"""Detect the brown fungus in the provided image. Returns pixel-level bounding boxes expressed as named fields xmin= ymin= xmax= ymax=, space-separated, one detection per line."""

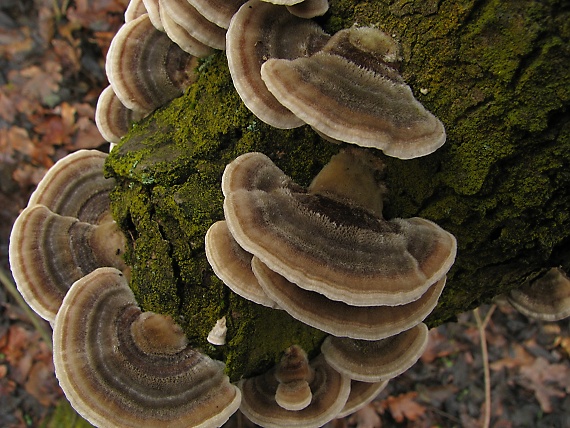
xmin=260 ymin=27 xmax=446 ymax=159
xmin=508 ymin=267 xmax=570 ymax=321
xmin=53 ymin=267 xmax=241 ymax=428
xmin=125 ymin=0 xmax=147 ymax=22
xmin=106 ymin=13 xmax=199 ymax=114
xmin=238 ymin=352 xmax=350 ymax=428
xmin=252 ymin=257 xmax=446 ymax=340
xmin=95 ymin=85 xmax=144 ymax=145
xmin=337 ymin=380 xmax=389 ymax=419
xmin=286 ymin=0 xmax=329 ymax=19
xmin=205 ymin=220 xmax=278 ymax=308
xmin=9 ymin=150 xmax=127 ymax=322
xmin=226 ymin=0 xmax=329 ymax=128
xmin=187 ymin=0 xmax=248 ymax=29
xmin=142 ymin=0 xmax=164 ymax=31
xmin=320 ymin=323 xmax=429 ymax=381
xmin=160 ymin=4 xmax=216 ymax=56
xmin=222 ymin=150 xmax=456 ymax=307
xmin=159 ymin=0 xmax=226 ymax=50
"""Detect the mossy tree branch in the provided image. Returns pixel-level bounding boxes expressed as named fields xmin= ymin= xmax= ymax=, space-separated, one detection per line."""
xmin=105 ymin=0 xmax=570 ymax=380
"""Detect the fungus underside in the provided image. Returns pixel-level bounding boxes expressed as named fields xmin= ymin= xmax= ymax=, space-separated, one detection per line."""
xmin=105 ymin=0 xmax=570 ymax=381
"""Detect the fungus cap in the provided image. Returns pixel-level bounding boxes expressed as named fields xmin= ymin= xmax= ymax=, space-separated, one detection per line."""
xmin=9 ymin=205 xmax=127 ymax=322
xmin=321 ymin=323 xmax=429 ymax=381
xmin=238 ymin=353 xmax=350 ymax=428
xmin=226 ymin=0 xmax=329 ymax=128
xmin=286 ymin=0 xmax=329 ymax=18
xmin=141 ymin=0 xmax=164 ymax=30
xmin=106 ymin=14 xmax=199 ymax=114
xmin=222 ymin=152 xmax=456 ymax=307
xmin=207 ymin=316 xmax=228 ymax=345
xmin=160 ymin=0 xmax=226 ymax=50
xmin=160 ymin=5 xmax=216 ymax=56
xmin=187 ymin=0 xmax=247 ymax=29
xmin=274 ymin=345 xmax=314 ymax=411
xmin=337 ymin=380 xmax=388 ymax=419
xmin=125 ymin=0 xmax=147 ymax=22
xmin=252 ymin=257 xmax=446 ymax=340
xmin=205 ymin=220 xmax=278 ymax=308
xmin=27 ymin=149 xmax=114 ymax=224
xmin=508 ymin=268 xmax=570 ymax=321
xmin=260 ymin=27 xmax=446 ymax=159
xmin=95 ymin=85 xmax=144 ymax=144
xmin=53 ymin=267 xmax=241 ymax=428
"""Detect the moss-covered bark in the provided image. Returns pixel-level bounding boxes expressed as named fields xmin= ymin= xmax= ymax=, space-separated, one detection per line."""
xmin=105 ymin=0 xmax=570 ymax=380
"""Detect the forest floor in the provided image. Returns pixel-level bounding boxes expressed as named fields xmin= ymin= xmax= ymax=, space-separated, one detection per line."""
xmin=1 ymin=1 xmax=569 ymax=427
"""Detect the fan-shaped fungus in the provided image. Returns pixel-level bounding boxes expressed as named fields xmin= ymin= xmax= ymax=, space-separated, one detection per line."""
xmin=53 ymin=267 xmax=241 ymax=427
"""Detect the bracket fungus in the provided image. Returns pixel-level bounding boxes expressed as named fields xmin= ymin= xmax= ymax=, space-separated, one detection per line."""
xmin=53 ymin=267 xmax=241 ymax=427
xmin=187 ymin=0 xmax=248 ymax=29
xmin=9 ymin=150 xmax=128 ymax=322
xmin=286 ymin=0 xmax=329 ymax=19
xmin=226 ymin=0 xmax=330 ymax=128
xmin=222 ymin=149 xmax=456 ymax=308
xmin=205 ymin=220 xmax=278 ymax=308
xmin=95 ymin=85 xmax=144 ymax=145
xmin=320 ymin=323 xmax=429 ymax=381
xmin=507 ymin=267 xmax=570 ymax=321
xmin=260 ymin=26 xmax=446 ymax=159
xmin=106 ymin=13 xmax=199 ymax=115
xmin=337 ymin=380 xmax=389 ymax=419
xmin=238 ymin=351 xmax=351 ymax=427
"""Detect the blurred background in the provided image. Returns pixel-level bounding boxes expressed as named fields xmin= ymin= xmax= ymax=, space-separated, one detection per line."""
xmin=1 ymin=1 xmax=569 ymax=427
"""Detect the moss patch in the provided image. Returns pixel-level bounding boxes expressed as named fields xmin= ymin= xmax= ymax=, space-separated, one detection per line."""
xmin=106 ymin=0 xmax=570 ymax=379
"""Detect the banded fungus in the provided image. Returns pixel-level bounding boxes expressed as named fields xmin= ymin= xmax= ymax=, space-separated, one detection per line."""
xmin=53 ymin=267 xmax=241 ymax=427
xmin=320 ymin=323 xmax=429 ymax=381
xmin=337 ymin=380 xmax=389 ymax=419
xmin=286 ymin=0 xmax=329 ymax=19
xmin=508 ymin=267 xmax=570 ymax=321
xmin=9 ymin=150 xmax=128 ymax=323
xmin=95 ymin=85 xmax=144 ymax=145
xmin=226 ymin=0 xmax=330 ymax=128
xmin=106 ymin=13 xmax=199 ymax=115
xmin=260 ymin=26 xmax=446 ymax=159
xmin=238 ymin=350 xmax=351 ymax=427
xmin=205 ymin=220 xmax=278 ymax=308
xmin=222 ymin=149 xmax=456 ymax=308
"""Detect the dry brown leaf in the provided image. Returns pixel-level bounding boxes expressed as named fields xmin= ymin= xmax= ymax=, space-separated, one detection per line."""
xmin=421 ymin=327 xmax=467 ymax=364
xmin=490 ymin=342 xmax=534 ymax=371
xmin=52 ymin=39 xmax=82 ymax=76
xmin=382 ymin=392 xmax=426 ymax=423
xmin=348 ymin=404 xmax=382 ymax=428
xmin=24 ymin=359 xmax=62 ymax=407
xmin=18 ymin=62 xmax=62 ymax=106
xmin=0 ymin=88 xmax=18 ymax=122
xmin=72 ymin=116 xmax=104 ymax=149
xmin=518 ymin=356 xmax=570 ymax=413
xmin=12 ymin=163 xmax=49 ymax=188
xmin=0 ymin=126 xmax=35 ymax=157
xmin=0 ymin=26 xmax=34 ymax=60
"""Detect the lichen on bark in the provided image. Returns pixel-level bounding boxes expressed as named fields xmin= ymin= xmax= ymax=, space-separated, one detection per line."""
xmin=104 ymin=0 xmax=570 ymax=380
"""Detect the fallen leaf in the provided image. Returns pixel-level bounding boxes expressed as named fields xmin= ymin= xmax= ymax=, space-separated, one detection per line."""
xmin=381 ymin=392 xmax=426 ymax=423
xmin=348 ymin=404 xmax=382 ymax=428
xmin=518 ymin=356 xmax=570 ymax=413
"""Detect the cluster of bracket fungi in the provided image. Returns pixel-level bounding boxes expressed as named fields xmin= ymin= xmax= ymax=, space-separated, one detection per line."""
xmin=9 ymin=0 xmax=570 ymax=427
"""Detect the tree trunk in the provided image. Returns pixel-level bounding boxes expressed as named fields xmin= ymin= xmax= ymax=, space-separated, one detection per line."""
xmin=105 ymin=0 xmax=570 ymax=380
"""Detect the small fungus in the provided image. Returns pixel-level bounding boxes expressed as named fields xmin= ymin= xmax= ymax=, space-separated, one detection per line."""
xmin=238 ymin=353 xmax=350 ymax=428
xmin=106 ymin=13 xmax=199 ymax=114
xmin=320 ymin=323 xmax=429 ymax=381
xmin=222 ymin=150 xmax=456 ymax=307
xmin=53 ymin=267 xmax=241 ymax=427
xmin=261 ymin=26 xmax=446 ymax=159
xmin=227 ymin=0 xmax=329 ymax=128
xmin=207 ymin=316 xmax=228 ymax=345
xmin=274 ymin=345 xmax=314 ymax=411
xmin=508 ymin=267 xmax=570 ymax=321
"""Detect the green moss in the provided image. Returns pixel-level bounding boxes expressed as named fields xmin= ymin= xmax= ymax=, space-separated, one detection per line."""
xmin=106 ymin=0 xmax=570 ymax=379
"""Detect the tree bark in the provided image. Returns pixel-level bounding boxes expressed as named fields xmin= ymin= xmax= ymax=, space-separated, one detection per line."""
xmin=105 ymin=0 xmax=570 ymax=379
